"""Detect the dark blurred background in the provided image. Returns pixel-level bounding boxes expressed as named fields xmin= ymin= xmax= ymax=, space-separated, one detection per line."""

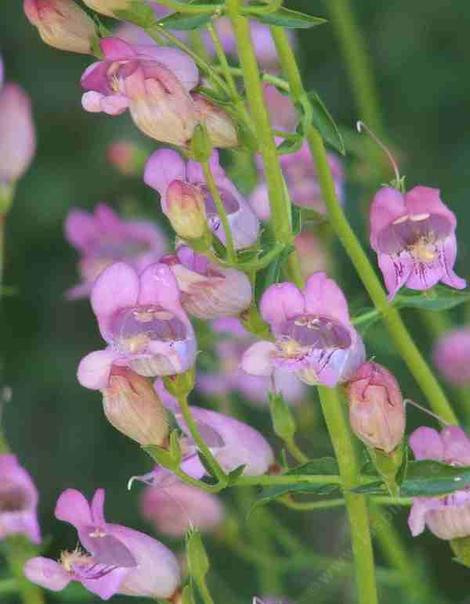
xmin=0 ymin=0 xmax=469 ymax=602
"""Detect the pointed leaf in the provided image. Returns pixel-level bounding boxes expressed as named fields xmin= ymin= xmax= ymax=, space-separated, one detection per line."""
xmin=400 ymin=460 xmax=470 ymax=497
xmin=159 ymin=12 xmax=212 ymax=30
xmin=307 ymin=91 xmax=345 ymax=155
xmin=251 ymin=7 xmax=327 ymax=29
xmin=395 ymin=286 xmax=470 ymax=312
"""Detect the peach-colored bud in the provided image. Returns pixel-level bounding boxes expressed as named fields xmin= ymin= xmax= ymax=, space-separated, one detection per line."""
xmin=82 ymin=0 xmax=131 ymax=17
xmin=102 ymin=366 xmax=168 ymax=446
xmin=192 ymin=94 xmax=238 ymax=149
xmin=347 ymin=362 xmax=405 ymax=453
xmin=23 ymin=0 xmax=96 ymax=54
xmin=107 ymin=140 xmax=145 ymax=176
xmin=166 ymin=180 xmax=207 ymax=240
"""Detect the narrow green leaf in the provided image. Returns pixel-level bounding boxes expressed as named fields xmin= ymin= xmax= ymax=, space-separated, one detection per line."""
xmin=158 ymin=11 xmax=212 ymax=30
xmin=276 ymin=135 xmax=304 ymax=155
xmin=400 ymin=460 xmax=470 ymax=497
xmin=287 ymin=457 xmax=339 ymax=476
xmin=395 ymin=286 xmax=470 ymax=312
xmin=307 ymin=91 xmax=346 ymax=155
xmin=351 ymin=481 xmax=388 ymax=495
xmin=251 ymin=7 xmax=327 ymax=29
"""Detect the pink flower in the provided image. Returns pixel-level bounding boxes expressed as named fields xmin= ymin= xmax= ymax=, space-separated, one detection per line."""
xmin=347 ymin=362 xmax=405 ymax=453
xmin=433 ymin=327 xmax=470 ymax=387
xmin=140 ymin=480 xmax=224 ymax=538
xmin=263 ymin=83 xmax=298 ymax=132
xmin=250 ymin=143 xmax=344 ymax=220
xmin=0 ymin=82 xmax=35 ymax=185
xmin=241 ymin=272 xmax=366 ymax=387
xmin=0 ymin=455 xmax=41 ymax=544
xmin=23 ymin=0 xmax=96 ymax=54
xmin=81 ymin=37 xmax=199 ymax=146
xmin=139 ymin=385 xmax=275 ymax=482
xmin=77 ymin=262 xmax=197 ymax=390
xmin=369 ymin=186 xmax=466 ymax=299
xmin=294 ymin=231 xmax=331 ymax=278
xmin=24 ymin=489 xmax=180 ymax=600
xmin=162 ymin=246 xmax=252 ymax=319
xmin=144 ymin=149 xmax=260 ymax=249
xmin=191 ymin=94 xmax=238 ymax=148
xmin=198 ymin=318 xmax=306 ymax=406
xmin=408 ymin=426 xmax=470 ymax=540
xmin=65 ymin=203 xmax=167 ymax=299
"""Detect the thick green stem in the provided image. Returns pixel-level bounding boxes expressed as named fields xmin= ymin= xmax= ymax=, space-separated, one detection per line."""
xmin=271 ymin=27 xmax=458 ymax=424
xmin=318 ymin=386 xmax=378 ymax=604
xmin=201 ymin=160 xmax=236 ymax=263
xmin=176 ymin=394 xmax=227 ymax=483
xmin=225 ymin=0 xmax=292 ymax=246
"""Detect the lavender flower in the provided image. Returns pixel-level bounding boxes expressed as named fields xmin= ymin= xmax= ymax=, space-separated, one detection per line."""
xmin=433 ymin=327 xmax=470 ymax=387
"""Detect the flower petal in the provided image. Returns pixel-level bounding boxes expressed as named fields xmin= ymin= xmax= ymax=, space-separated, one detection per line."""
xmin=144 ymin=149 xmax=187 ymax=200
xmin=137 ymin=263 xmax=181 ymax=308
xmin=64 ymin=208 xmax=96 ymax=251
xmin=24 ymin=558 xmax=71 ymax=592
xmin=409 ymin=427 xmax=444 ymax=461
xmin=241 ymin=341 xmax=276 ymax=377
xmin=369 ymin=187 xmax=407 ymax=251
xmin=55 ymin=488 xmax=92 ymax=528
xmin=405 ymin=186 xmax=457 ymax=227
xmin=77 ymin=349 xmax=120 ymax=390
xmin=303 ymin=272 xmax=350 ymax=323
xmin=260 ymin=283 xmax=304 ymax=331
xmin=441 ymin=426 xmax=470 ymax=465
xmin=377 ymin=252 xmax=413 ymax=300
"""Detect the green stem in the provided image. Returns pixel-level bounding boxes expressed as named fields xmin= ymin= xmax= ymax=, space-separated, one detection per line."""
xmin=326 ymin=0 xmax=382 ymax=132
xmin=201 ymin=160 xmax=236 ymax=263
xmin=0 ymin=578 xmax=17 ymax=595
xmin=235 ymin=473 xmax=341 ymax=487
xmin=176 ymin=394 xmax=227 ymax=483
xmin=6 ymin=537 xmax=45 ymax=604
xmin=153 ymin=0 xmax=220 ymax=14
xmin=318 ymin=386 xmax=378 ymax=604
xmin=271 ymin=26 xmax=458 ymax=424
xmin=225 ymin=0 xmax=292 ymax=246
xmin=195 ymin=578 xmax=215 ymax=604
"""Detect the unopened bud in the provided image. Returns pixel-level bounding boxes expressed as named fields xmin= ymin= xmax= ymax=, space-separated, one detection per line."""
xmin=102 ymin=366 xmax=168 ymax=446
xmin=82 ymin=0 xmax=131 ymax=17
xmin=347 ymin=362 xmax=405 ymax=454
xmin=23 ymin=0 xmax=96 ymax=55
xmin=192 ymin=94 xmax=238 ymax=149
xmin=107 ymin=140 xmax=146 ymax=176
xmin=166 ymin=180 xmax=208 ymax=240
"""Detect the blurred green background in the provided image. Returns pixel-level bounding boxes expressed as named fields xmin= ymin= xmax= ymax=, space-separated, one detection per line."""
xmin=0 ymin=0 xmax=469 ymax=602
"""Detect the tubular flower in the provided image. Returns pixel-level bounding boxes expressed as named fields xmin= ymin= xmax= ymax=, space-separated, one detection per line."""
xmin=369 ymin=186 xmax=466 ymax=299
xmin=24 ymin=489 xmax=180 ymax=600
xmin=0 ymin=455 xmax=41 ymax=544
xmin=191 ymin=94 xmax=238 ymax=149
xmin=250 ymin=143 xmax=344 ymax=220
xmin=144 ymin=149 xmax=260 ymax=249
xmin=347 ymin=362 xmax=405 ymax=453
xmin=433 ymin=327 xmax=470 ymax=387
xmin=64 ymin=203 xmax=167 ymax=300
xmin=138 ymin=384 xmax=275 ymax=483
xmin=77 ymin=262 xmax=197 ymax=390
xmin=23 ymin=0 xmax=96 ymax=54
xmin=408 ymin=426 xmax=470 ymax=541
xmin=101 ymin=366 xmax=168 ymax=446
xmin=0 ymin=82 xmax=35 ymax=186
xmin=162 ymin=247 xmax=252 ymax=320
xmin=198 ymin=318 xmax=306 ymax=406
xmin=241 ymin=272 xmax=366 ymax=387
xmin=80 ymin=37 xmax=199 ymax=146
xmin=140 ymin=480 xmax=224 ymax=538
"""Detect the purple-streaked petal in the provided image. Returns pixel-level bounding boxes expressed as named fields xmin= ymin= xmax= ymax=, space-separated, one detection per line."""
xmin=439 ymin=237 xmax=467 ymax=290
xmin=260 ymin=282 xmax=304 ymax=331
xmin=303 ymin=272 xmax=350 ymax=324
xmin=369 ymin=187 xmax=407 ymax=251
xmin=90 ymin=488 xmax=106 ymax=526
xmin=24 ymin=557 xmax=71 ymax=592
xmin=144 ymin=149 xmax=187 ymax=199
xmin=409 ymin=427 xmax=444 ymax=461
xmin=91 ymin=262 xmax=140 ymax=339
xmin=241 ymin=341 xmax=276 ymax=377
xmin=55 ymin=488 xmax=92 ymax=529
xmin=81 ymin=568 xmax=128 ymax=601
xmin=77 ymin=348 xmax=121 ymax=390
xmin=377 ymin=252 xmax=413 ymax=300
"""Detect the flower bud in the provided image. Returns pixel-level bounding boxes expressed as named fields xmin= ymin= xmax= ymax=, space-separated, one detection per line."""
xmin=23 ymin=0 xmax=96 ymax=55
xmin=166 ymin=180 xmax=208 ymax=240
xmin=347 ymin=362 xmax=405 ymax=453
xmin=0 ymin=84 xmax=35 ymax=188
xmin=82 ymin=0 xmax=131 ymax=17
xmin=192 ymin=94 xmax=238 ymax=149
xmin=107 ymin=140 xmax=146 ymax=176
xmin=102 ymin=366 xmax=169 ymax=446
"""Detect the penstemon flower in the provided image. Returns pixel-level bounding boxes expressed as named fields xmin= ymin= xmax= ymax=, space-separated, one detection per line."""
xmin=241 ymin=272 xmax=365 ymax=387
xmin=81 ymin=37 xmax=199 ymax=146
xmin=369 ymin=186 xmax=466 ymax=298
xmin=433 ymin=327 xmax=470 ymax=387
xmin=0 ymin=79 xmax=35 ymax=187
xmin=23 ymin=0 xmax=96 ymax=54
xmin=162 ymin=246 xmax=252 ymax=320
xmin=77 ymin=262 xmax=197 ymax=389
xmin=347 ymin=362 xmax=405 ymax=453
xmin=140 ymin=480 xmax=224 ymax=538
xmin=64 ymin=203 xmax=167 ymax=299
xmin=144 ymin=149 xmax=260 ymax=249
xmin=24 ymin=488 xmax=180 ymax=600
xmin=0 ymin=455 xmax=41 ymax=544
xmin=250 ymin=143 xmax=344 ymax=220
xmin=408 ymin=426 xmax=470 ymax=540
xmin=198 ymin=318 xmax=306 ymax=406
